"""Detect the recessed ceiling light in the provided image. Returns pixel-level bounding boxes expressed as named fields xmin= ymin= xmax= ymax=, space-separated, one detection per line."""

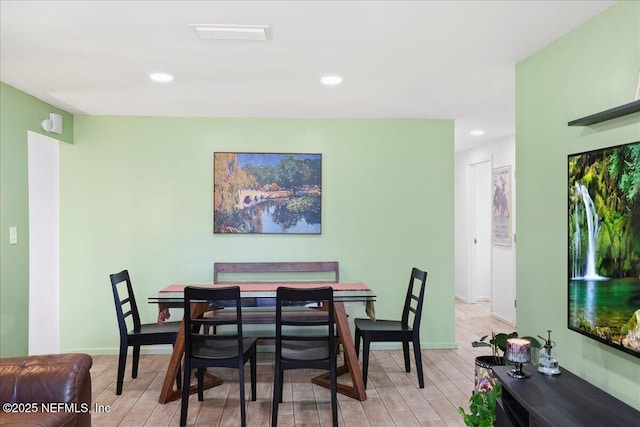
xmin=150 ymin=73 xmax=174 ymax=83
xmin=321 ymin=75 xmax=343 ymax=86
xmin=470 ymin=129 xmax=485 ymax=136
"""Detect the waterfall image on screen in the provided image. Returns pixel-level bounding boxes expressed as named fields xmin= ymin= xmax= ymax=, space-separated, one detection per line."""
xmin=568 ymin=141 xmax=640 ymax=358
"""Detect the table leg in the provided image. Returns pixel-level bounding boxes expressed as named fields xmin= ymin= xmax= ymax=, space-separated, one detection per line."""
xmin=311 ymin=301 xmax=367 ymax=401
xmin=158 ymin=302 xmax=223 ymax=404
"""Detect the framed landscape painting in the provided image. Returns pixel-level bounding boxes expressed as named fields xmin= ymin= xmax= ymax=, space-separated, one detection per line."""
xmin=214 ymin=152 xmax=322 ymax=234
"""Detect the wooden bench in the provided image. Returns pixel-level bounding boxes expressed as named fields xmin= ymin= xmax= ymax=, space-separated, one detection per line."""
xmin=213 ymin=261 xmax=339 ymax=284
xmin=210 ymin=261 xmax=340 ymax=338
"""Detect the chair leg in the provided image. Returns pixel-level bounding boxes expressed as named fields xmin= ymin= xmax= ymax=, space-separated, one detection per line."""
xmin=197 ymin=368 xmax=204 ymax=401
xmin=413 ymin=337 xmax=425 ymax=388
xmin=330 ymin=355 xmax=338 ymax=427
xmin=250 ymin=354 xmax=257 ymax=401
xmin=180 ymin=360 xmax=191 ymax=427
xmin=116 ymin=342 xmax=128 ymax=395
xmin=271 ymin=360 xmax=281 ymax=427
xmin=402 ymin=341 xmax=411 ymax=373
xmin=362 ymin=334 xmax=371 ymax=389
xmin=354 ymin=328 xmax=361 ymax=358
xmin=132 ymin=345 xmax=141 ymax=378
xmin=276 ymin=361 xmax=285 ymax=404
xmin=278 ymin=368 xmax=284 ymax=403
xmin=238 ymin=363 xmax=247 ymax=427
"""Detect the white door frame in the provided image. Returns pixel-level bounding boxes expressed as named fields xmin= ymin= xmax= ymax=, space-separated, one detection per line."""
xmin=27 ymin=131 xmax=60 ymax=355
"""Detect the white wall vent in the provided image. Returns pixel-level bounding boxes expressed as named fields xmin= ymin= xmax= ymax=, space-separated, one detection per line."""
xmin=191 ymin=24 xmax=271 ymax=41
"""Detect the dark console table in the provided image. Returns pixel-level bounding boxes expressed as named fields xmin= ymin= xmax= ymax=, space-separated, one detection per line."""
xmin=493 ymin=365 xmax=639 ymax=427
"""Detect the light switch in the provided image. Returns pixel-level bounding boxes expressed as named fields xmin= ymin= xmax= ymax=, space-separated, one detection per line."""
xmin=9 ymin=227 xmax=17 ymax=245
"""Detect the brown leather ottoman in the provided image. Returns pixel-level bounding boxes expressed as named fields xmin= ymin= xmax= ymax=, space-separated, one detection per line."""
xmin=0 ymin=353 xmax=92 ymax=427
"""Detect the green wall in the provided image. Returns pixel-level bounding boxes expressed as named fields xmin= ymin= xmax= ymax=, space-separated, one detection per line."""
xmin=59 ymin=116 xmax=456 ymax=354
xmin=516 ymin=1 xmax=640 ymax=409
xmin=0 ymin=83 xmax=73 ymax=357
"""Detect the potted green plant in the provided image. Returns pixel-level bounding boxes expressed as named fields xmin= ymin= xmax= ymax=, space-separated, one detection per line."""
xmin=472 ymin=332 xmax=539 ymax=392
xmin=458 ymin=381 xmax=502 ymax=427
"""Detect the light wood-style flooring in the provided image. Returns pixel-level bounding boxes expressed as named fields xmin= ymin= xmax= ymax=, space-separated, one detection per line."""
xmin=90 ymin=301 xmax=509 ymax=426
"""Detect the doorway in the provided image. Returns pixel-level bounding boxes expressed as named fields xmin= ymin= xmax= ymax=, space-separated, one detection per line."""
xmin=27 ymin=131 xmax=60 ymax=355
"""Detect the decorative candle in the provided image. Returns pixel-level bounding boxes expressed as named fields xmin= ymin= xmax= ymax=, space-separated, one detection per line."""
xmin=506 ymin=338 xmax=531 ymax=363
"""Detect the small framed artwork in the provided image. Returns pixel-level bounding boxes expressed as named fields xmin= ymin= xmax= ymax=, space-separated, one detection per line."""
xmin=491 ymin=165 xmax=512 ymax=246
xmin=213 ymin=152 xmax=322 ymax=234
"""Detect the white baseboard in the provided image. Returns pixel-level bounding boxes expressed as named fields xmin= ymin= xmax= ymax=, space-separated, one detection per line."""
xmin=490 ymin=312 xmax=515 ymax=327
xmin=64 ymin=341 xmax=459 ymax=355
xmin=367 ymin=341 xmax=458 ymax=351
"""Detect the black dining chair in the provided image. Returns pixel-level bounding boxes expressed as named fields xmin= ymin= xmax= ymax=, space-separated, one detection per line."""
xmin=109 ymin=269 xmax=182 ymax=395
xmin=272 ymin=286 xmax=338 ymax=427
xmin=180 ymin=286 xmax=257 ymax=427
xmin=354 ymin=267 xmax=428 ymax=389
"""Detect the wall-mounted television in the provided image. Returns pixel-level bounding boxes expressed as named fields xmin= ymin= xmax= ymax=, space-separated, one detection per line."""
xmin=568 ymin=141 xmax=640 ymax=359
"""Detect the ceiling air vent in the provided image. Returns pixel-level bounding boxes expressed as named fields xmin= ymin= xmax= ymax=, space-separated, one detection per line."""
xmin=191 ymin=24 xmax=271 ymax=41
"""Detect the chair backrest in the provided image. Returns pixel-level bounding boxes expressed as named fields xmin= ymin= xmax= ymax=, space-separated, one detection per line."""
xmin=183 ymin=286 xmax=244 ymax=360
xmin=275 ymin=286 xmax=335 ymax=361
xmin=401 ymin=268 xmax=428 ymax=333
xmin=110 ymin=269 xmax=142 ymax=336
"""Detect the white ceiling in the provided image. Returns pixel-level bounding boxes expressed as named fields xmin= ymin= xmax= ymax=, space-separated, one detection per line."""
xmin=0 ymin=1 xmax=615 ymax=151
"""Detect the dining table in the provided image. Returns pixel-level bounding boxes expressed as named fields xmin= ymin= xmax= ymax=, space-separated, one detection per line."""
xmin=148 ymin=282 xmax=376 ymax=404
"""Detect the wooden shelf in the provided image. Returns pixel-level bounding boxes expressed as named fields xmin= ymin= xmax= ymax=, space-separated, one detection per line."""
xmin=568 ymin=100 xmax=640 ymax=126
